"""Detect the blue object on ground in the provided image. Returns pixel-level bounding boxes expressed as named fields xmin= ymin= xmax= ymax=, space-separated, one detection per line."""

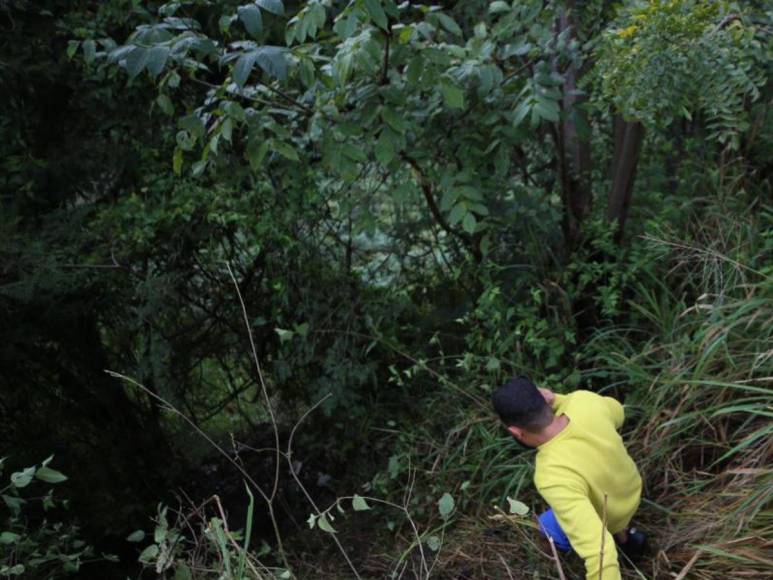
xmin=538 ymin=509 xmax=572 ymax=552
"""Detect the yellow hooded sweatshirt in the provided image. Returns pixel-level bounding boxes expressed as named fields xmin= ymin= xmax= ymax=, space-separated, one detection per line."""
xmin=534 ymin=390 xmax=642 ymax=580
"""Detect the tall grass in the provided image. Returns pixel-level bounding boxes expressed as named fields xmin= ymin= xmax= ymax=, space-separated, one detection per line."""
xmin=385 ymin=207 xmax=772 ymax=578
xmin=578 ymin=223 xmax=772 ymax=578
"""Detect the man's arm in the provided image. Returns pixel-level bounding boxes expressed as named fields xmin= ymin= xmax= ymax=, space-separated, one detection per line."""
xmin=538 ymin=479 xmax=621 ymax=580
xmin=602 ymin=395 xmax=624 ymax=430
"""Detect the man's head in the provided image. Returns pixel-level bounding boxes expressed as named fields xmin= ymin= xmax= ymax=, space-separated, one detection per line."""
xmin=491 ymin=376 xmax=554 ymax=446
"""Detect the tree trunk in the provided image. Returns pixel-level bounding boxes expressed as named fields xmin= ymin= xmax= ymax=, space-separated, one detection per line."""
xmin=607 ymin=118 xmax=645 ymax=241
xmin=557 ymin=2 xmax=593 ymax=253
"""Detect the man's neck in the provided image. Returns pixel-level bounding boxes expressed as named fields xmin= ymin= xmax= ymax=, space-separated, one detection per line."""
xmin=538 ymin=414 xmax=570 ymax=446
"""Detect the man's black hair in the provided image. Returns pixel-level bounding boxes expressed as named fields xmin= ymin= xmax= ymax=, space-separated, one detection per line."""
xmin=491 ymin=376 xmax=553 ymax=431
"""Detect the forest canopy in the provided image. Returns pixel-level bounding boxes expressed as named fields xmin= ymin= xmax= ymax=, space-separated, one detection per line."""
xmin=1 ymin=0 xmax=771 ymax=578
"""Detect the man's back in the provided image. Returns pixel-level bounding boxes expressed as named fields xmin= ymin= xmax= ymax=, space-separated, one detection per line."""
xmin=534 ymin=390 xmax=642 ymax=580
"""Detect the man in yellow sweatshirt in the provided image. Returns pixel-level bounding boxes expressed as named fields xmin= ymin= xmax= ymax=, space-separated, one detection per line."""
xmin=491 ymin=376 xmax=646 ymax=580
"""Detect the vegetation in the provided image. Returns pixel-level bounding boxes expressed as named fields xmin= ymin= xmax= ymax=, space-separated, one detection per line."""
xmin=1 ymin=0 xmax=770 ymax=578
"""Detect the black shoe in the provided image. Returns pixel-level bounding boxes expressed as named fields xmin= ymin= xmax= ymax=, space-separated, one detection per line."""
xmin=618 ymin=527 xmax=648 ymax=561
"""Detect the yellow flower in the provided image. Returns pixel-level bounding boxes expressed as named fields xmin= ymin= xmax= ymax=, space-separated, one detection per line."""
xmin=618 ymin=25 xmax=638 ymax=39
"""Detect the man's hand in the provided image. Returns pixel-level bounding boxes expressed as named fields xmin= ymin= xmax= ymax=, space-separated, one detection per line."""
xmin=538 ymin=387 xmax=555 ymax=406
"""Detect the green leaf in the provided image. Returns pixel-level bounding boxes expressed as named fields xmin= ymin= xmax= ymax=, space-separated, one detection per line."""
xmin=2 ymin=494 xmax=24 ymax=514
xmin=470 ymin=202 xmax=489 ymax=216
xmin=364 ymin=0 xmax=388 ymax=30
xmin=256 ymin=0 xmax=284 ymax=15
xmin=317 ymin=513 xmax=336 ymax=533
xmin=233 ymin=51 xmax=257 ymax=87
xmin=0 ymin=532 xmax=20 ymax=545
xmin=381 ymin=107 xmax=407 ymax=134
xmin=10 ymin=467 xmax=34 ymax=488
xmin=35 ymin=466 xmax=67 ymax=484
xmin=146 ymin=46 xmax=170 ymax=77
xmin=513 ymin=101 xmax=531 ymax=126
xmin=441 ymin=80 xmax=465 ymax=109
xmin=179 ymin=115 xmax=205 ymax=138
xmin=489 ymin=1 xmax=511 ymax=14
xmin=238 ymin=4 xmax=262 ymax=38
xmin=174 ymin=563 xmax=193 ymax=580
xmin=156 ymin=94 xmax=174 ymax=115
xmin=275 ymin=328 xmax=295 ymax=342
xmin=375 ymin=132 xmax=395 ymax=165
xmin=341 ymin=143 xmax=367 ymax=163
xmin=125 ymin=46 xmax=150 ymax=79
xmin=506 ymin=497 xmax=529 ymax=516
xmin=126 ymin=530 xmax=145 ymax=543
xmin=462 ymin=212 xmax=477 ymax=234
xmin=448 ymin=203 xmax=466 ymax=226
xmin=82 ymin=40 xmax=96 ymax=63
xmin=486 ymin=356 xmax=500 ymax=371
xmin=138 ymin=544 xmax=159 ymax=564
xmin=273 ymin=140 xmax=299 ymax=161
xmin=67 ymin=40 xmax=80 ymax=59
xmin=440 ymin=188 xmax=462 ymax=211
xmin=352 ymin=495 xmax=371 ymax=511
xmin=438 ymin=492 xmax=455 ymax=520
xmin=435 ymin=13 xmax=462 ymax=37
xmin=219 ymin=14 xmax=235 ymax=33
xmin=4 ymin=564 xmax=25 ymax=576
xmin=172 ymin=148 xmax=183 ymax=175
xmin=154 ymin=524 xmax=167 ymax=543
xmin=246 ymin=139 xmax=269 ymax=170
xmin=534 ymin=100 xmax=560 ymax=123
xmin=299 ymin=57 xmax=315 ymax=87
xmin=191 ymin=160 xmax=207 ymax=177
xmin=426 ymin=535 xmax=441 ymax=552
xmin=406 ymin=56 xmax=422 ymax=84
xmin=306 ymin=513 xmax=317 ymax=529
xmin=254 ymin=46 xmax=287 ymax=80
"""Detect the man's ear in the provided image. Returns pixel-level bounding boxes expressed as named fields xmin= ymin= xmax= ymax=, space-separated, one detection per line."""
xmin=507 ymin=425 xmax=523 ymax=439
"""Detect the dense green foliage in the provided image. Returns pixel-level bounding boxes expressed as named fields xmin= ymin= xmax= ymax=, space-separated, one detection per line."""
xmin=1 ymin=0 xmax=771 ymax=578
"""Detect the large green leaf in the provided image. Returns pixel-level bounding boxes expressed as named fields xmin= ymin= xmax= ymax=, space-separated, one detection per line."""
xmin=0 ymin=532 xmax=20 ymax=545
xmin=256 ymin=0 xmax=284 ymax=15
xmin=462 ymin=212 xmax=477 ymax=234
xmin=138 ymin=544 xmax=159 ymax=564
xmin=352 ymin=495 xmax=371 ymax=511
xmin=146 ymin=46 xmax=170 ymax=77
xmin=317 ymin=513 xmax=336 ymax=533
xmin=364 ymin=0 xmax=388 ymax=30
xmin=438 ymin=492 xmax=455 ymax=520
xmin=82 ymin=39 xmax=96 ymax=63
xmin=507 ymin=497 xmax=530 ymax=516
xmin=435 ymin=13 xmax=462 ymax=37
xmin=126 ymin=530 xmax=146 ymax=543
xmin=238 ymin=4 xmax=263 ymax=38
xmin=10 ymin=467 xmax=34 ymax=489
xmin=254 ymin=46 xmax=287 ymax=80
xmin=441 ymin=80 xmax=465 ymax=109
xmin=234 ymin=46 xmax=288 ymax=85
xmin=125 ymin=46 xmax=150 ymax=79
xmin=375 ymin=131 xmax=395 ymax=165
xmin=233 ymin=51 xmax=258 ymax=86
xmin=381 ymin=107 xmax=407 ymax=134
xmin=34 ymin=466 xmax=68 ymax=484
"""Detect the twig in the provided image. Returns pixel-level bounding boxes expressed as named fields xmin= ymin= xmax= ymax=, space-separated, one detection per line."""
xmin=547 ymin=537 xmax=567 ymax=580
xmin=498 ymin=553 xmax=515 ymax=580
xmin=286 ymin=395 xmax=363 ymax=580
xmin=599 ymin=492 xmax=608 ymax=580
xmin=225 ymin=263 xmax=291 ymax=570
xmin=674 ymin=550 xmax=702 ymax=580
